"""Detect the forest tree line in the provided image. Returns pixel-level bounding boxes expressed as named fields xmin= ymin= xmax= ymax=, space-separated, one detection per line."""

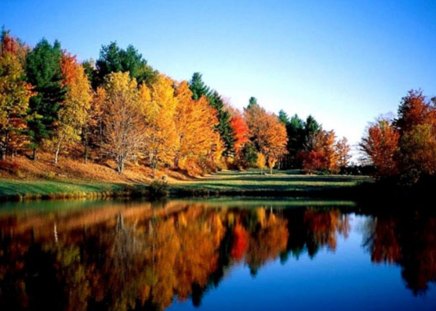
xmin=0 ymin=30 xmax=353 ymax=175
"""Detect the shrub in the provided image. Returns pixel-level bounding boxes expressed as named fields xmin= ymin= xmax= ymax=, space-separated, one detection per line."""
xmin=149 ymin=177 xmax=169 ymax=199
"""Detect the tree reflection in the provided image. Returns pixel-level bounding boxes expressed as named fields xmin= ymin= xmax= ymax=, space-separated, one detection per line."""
xmin=0 ymin=201 xmax=434 ymax=310
xmin=246 ymin=210 xmax=288 ymax=276
xmin=363 ymin=213 xmax=436 ymax=295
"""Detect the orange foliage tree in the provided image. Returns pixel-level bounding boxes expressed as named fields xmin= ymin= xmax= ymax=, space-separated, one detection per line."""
xmin=396 ymin=90 xmax=436 ymax=179
xmin=229 ymin=109 xmax=249 ymax=164
xmin=302 ymin=130 xmax=339 ymax=173
xmin=173 ymin=81 xmax=220 ymax=175
xmin=362 ymin=90 xmax=436 ymax=182
xmin=0 ymin=32 xmax=32 ymax=159
xmin=51 ymin=53 xmax=92 ymax=163
xmin=360 ymin=119 xmax=400 ymax=177
xmin=244 ymin=102 xmax=287 ymax=173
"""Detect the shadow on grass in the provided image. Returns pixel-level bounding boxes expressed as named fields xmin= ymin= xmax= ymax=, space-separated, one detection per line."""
xmin=208 ymin=174 xmax=367 ymax=183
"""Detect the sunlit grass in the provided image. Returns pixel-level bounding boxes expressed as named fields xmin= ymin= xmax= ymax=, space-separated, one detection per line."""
xmin=0 ymin=179 xmax=125 ymax=200
xmin=172 ymin=169 xmax=371 ymax=193
xmin=0 ymin=169 xmax=372 ymax=201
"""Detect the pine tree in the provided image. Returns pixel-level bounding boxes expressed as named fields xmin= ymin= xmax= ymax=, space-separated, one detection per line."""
xmin=26 ymin=39 xmax=66 ymax=159
xmin=189 ymin=73 xmax=234 ymax=156
xmin=95 ymin=42 xmax=157 ymax=88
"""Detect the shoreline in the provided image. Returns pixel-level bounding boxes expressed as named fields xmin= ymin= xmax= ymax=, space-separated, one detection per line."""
xmin=1 ymin=175 xmax=371 ymax=202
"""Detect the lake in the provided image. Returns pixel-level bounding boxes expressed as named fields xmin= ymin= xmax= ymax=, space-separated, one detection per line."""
xmin=0 ymin=198 xmax=435 ymax=310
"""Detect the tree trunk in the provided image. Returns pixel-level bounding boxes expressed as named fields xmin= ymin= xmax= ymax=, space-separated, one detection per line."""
xmin=54 ymin=139 xmax=62 ymax=164
xmin=32 ymin=148 xmax=37 ymax=161
xmin=117 ymin=156 xmax=124 ymax=173
xmin=0 ymin=142 xmax=5 ymax=160
xmin=174 ymin=156 xmax=179 ymax=170
xmin=84 ymin=143 xmax=88 ymax=163
xmin=270 ymin=166 xmax=273 ymax=174
xmin=54 ymin=146 xmax=60 ymax=164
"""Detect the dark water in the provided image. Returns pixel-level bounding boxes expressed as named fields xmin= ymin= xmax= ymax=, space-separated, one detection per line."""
xmin=0 ymin=198 xmax=435 ymax=311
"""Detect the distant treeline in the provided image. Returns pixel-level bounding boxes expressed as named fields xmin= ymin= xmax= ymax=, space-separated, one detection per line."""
xmin=6 ymin=29 xmax=435 ymax=182
xmin=0 ymin=30 xmax=355 ymax=175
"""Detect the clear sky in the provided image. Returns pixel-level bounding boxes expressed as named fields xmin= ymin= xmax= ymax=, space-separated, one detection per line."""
xmin=2 ymin=0 xmax=435 ymax=158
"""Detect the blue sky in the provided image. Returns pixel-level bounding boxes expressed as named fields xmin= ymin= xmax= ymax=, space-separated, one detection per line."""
xmin=2 ymin=0 xmax=435 ymax=158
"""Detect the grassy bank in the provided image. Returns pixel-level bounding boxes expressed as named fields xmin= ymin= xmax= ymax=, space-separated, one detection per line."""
xmin=0 ymin=179 xmax=149 ymax=201
xmin=0 ymin=169 xmax=373 ymax=202
xmin=171 ymin=170 xmax=372 ymax=198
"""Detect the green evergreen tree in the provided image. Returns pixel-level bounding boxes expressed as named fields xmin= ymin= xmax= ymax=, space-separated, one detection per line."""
xmin=189 ymin=73 xmax=235 ymax=156
xmin=241 ymin=142 xmax=258 ymax=168
xmin=247 ymin=96 xmax=258 ymax=109
xmin=287 ymin=114 xmax=306 ymax=167
xmin=82 ymin=59 xmax=97 ymax=88
xmin=95 ymin=42 xmax=156 ymax=88
xmin=189 ymin=72 xmax=211 ymax=100
xmin=26 ymin=39 xmax=66 ymax=159
xmin=278 ymin=109 xmax=290 ymax=124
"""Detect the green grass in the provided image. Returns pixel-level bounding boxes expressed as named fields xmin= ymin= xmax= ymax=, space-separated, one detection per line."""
xmin=0 ymin=179 xmax=128 ymax=201
xmin=171 ymin=169 xmax=372 ymax=197
xmin=0 ymin=169 xmax=373 ymax=202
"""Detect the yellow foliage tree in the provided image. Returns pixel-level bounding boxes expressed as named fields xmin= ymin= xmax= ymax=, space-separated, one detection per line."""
xmin=52 ymin=53 xmax=92 ymax=163
xmin=139 ymin=74 xmax=178 ymax=173
xmin=0 ymin=37 xmax=32 ymax=159
xmin=102 ymin=72 xmax=145 ymax=173
xmin=256 ymin=152 xmax=266 ymax=173
xmin=173 ymin=81 xmax=220 ymax=174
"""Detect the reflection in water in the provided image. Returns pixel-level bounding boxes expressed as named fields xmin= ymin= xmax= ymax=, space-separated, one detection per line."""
xmin=0 ymin=200 xmax=434 ymax=310
xmin=363 ymin=214 xmax=436 ymax=295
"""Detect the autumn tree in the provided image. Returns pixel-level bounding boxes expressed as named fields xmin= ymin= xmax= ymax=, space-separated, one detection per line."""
xmin=395 ymin=90 xmax=436 ymax=179
xmin=335 ymin=137 xmax=351 ymax=169
xmin=189 ymin=73 xmax=234 ymax=157
xmin=101 ymin=72 xmax=145 ymax=173
xmin=399 ymin=122 xmax=436 ymax=178
xmin=360 ymin=119 xmax=400 ymax=177
xmin=396 ymin=90 xmax=431 ymax=134
xmin=302 ymin=129 xmax=339 ymax=173
xmin=25 ymin=39 xmax=66 ymax=159
xmin=0 ymin=31 xmax=32 ymax=159
xmin=228 ymin=108 xmax=249 ymax=165
xmin=51 ymin=53 xmax=91 ymax=163
xmin=263 ymin=114 xmax=288 ymax=173
xmin=230 ymin=114 xmax=249 ymax=153
xmin=244 ymin=101 xmax=287 ymax=173
xmin=139 ymin=74 xmax=178 ymax=172
xmin=81 ymin=86 xmax=106 ymax=162
xmin=173 ymin=81 xmax=220 ymax=174
xmin=256 ymin=152 xmax=266 ymax=173
xmin=362 ymin=90 xmax=436 ymax=182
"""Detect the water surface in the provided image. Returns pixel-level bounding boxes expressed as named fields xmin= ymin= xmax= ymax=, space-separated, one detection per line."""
xmin=0 ymin=198 xmax=435 ymax=310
